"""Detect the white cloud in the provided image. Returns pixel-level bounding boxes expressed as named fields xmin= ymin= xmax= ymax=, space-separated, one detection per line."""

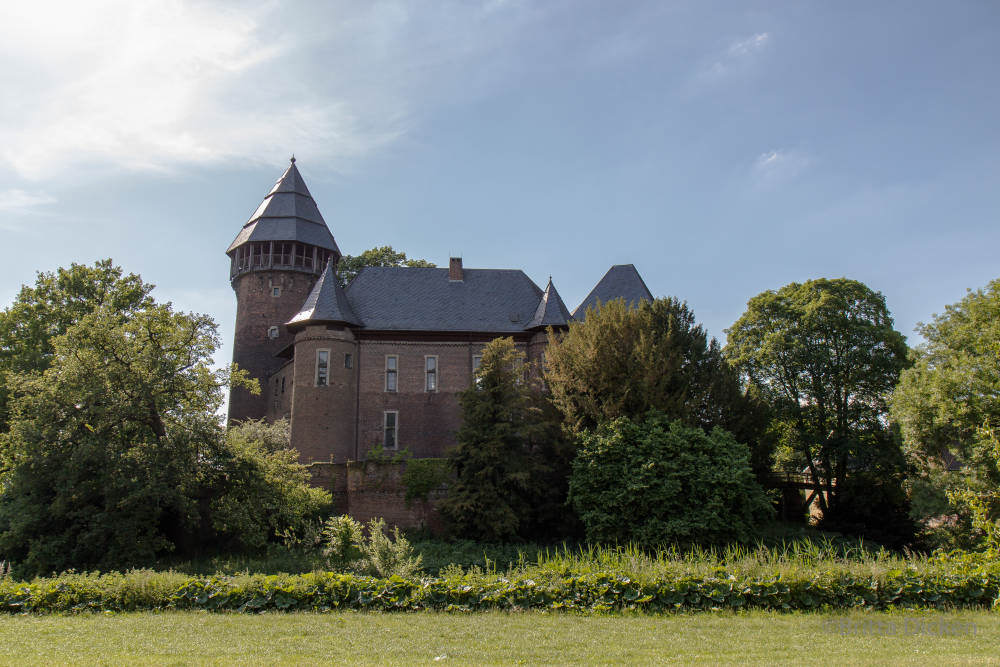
xmin=728 ymin=33 xmax=770 ymax=57
xmin=0 ymin=189 xmax=56 ymax=213
xmin=751 ymin=149 xmax=812 ymax=188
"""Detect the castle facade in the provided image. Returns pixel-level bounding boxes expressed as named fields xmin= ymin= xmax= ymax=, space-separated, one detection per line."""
xmin=227 ymin=159 xmax=653 ymax=463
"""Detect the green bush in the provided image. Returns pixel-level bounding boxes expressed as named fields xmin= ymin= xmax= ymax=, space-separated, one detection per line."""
xmin=320 ymin=516 xmax=422 ymax=578
xmin=569 ymin=413 xmax=772 ymax=546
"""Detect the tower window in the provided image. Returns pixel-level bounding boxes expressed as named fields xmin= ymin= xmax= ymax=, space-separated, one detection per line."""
xmin=345 ymin=353 xmax=353 ymax=369
xmin=425 ymin=356 xmax=438 ymax=392
xmin=385 ymin=355 xmax=398 ymax=392
xmin=281 ymin=377 xmax=285 ymax=393
xmin=267 ymin=326 xmax=279 ymax=339
xmin=383 ymin=411 xmax=398 ymax=449
xmin=316 ymin=349 xmax=329 ymax=387
xmin=272 ymin=286 xmax=281 ymax=297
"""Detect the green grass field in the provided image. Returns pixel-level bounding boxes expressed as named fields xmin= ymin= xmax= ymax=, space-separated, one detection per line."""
xmin=0 ymin=610 xmax=995 ymax=665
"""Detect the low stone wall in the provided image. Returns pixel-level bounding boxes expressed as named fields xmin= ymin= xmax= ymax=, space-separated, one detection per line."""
xmin=307 ymin=459 xmax=447 ymax=534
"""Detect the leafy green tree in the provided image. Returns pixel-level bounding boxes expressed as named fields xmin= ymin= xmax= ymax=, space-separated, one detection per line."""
xmin=336 ymin=245 xmax=435 ymax=286
xmin=544 ymin=297 xmax=772 ymax=478
xmin=440 ymin=337 xmax=572 ymax=541
xmin=725 ymin=278 xmax=910 ymax=532
xmin=0 ymin=259 xmax=153 ymax=430
xmin=891 ymin=279 xmax=1000 ymax=473
xmin=568 ymin=413 xmax=772 ymax=546
xmin=0 ymin=276 xmax=328 ymax=575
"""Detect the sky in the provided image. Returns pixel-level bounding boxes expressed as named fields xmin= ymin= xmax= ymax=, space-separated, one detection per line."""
xmin=1 ymin=0 xmax=999 ymax=373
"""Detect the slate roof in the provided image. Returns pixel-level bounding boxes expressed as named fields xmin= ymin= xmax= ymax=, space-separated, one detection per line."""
xmin=525 ymin=278 xmax=573 ymax=330
xmin=572 ymin=264 xmax=654 ymax=320
xmin=345 ymin=267 xmax=543 ymax=332
xmin=287 ymin=259 xmax=361 ymax=328
xmin=227 ymin=158 xmax=340 ymax=255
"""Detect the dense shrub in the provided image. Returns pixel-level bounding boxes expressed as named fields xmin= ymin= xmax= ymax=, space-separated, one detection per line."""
xmin=321 ymin=515 xmax=423 ymax=578
xmin=569 ymin=413 xmax=772 ymax=546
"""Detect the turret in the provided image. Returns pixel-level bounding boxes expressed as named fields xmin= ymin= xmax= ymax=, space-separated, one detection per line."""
xmin=226 ymin=158 xmax=341 ymax=423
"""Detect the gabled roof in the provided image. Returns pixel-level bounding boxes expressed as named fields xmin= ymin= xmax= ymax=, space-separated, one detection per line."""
xmin=525 ymin=278 xmax=573 ymax=330
xmin=572 ymin=264 xmax=654 ymax=320
xmin=227 ymin=158 xmax=340 ymax=255
xmin=287 ymin=259 xmax=361 ymax=328
xmin=345 ymin=267 xmax=543 ymax=332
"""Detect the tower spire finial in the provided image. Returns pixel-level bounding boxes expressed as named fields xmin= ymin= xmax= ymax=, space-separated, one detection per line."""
xmin=290 ymin=154 xmax=296 ymax=164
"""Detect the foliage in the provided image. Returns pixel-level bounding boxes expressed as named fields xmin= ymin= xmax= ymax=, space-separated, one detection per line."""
xmin=440 ymin=337 xmax=573 ymax=542
xmin=891 ymin=278 xmax=1000 ymax=472
xmin=320 ymin=515 xmax=422 ymax=578
xmin=1 ymin=546 xmax=999 ymax=613
xmin=946 ymin=426 xmax=1000 ymax=551
xmin=569 ymin=413 xmax=772 ymax=546
xmin=545 ymin=297 xmax=772 ymax=477
xmin=401 ymin=458 xmax=450 ymax=505
xmin=0 ymin=263 xmax=327 ymax=576
xmin=0 ymin=259 xmax=154 ymax=430
xmin=336 ymin=245 xmax=436 ymax=287
xmin=726 ymin=278 xmax=911 ymax=533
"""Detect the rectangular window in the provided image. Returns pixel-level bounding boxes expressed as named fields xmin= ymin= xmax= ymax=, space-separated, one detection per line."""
xmin=472 ymin=354 xmax=483 ymax=374
xmin=425 ymin=356 xmax=438 ymax=392
xmin=345 ymin=353 xmax=353 ymax=369
xmin=384 ymin=411 xmax=398 ymax=449
xmin=316 ymin=349 xmax=329 ymax=386
xmin=281 ymin=377 xmax=285 ymax=394
xmin=385 ymin=355 xmax=398 ymax=392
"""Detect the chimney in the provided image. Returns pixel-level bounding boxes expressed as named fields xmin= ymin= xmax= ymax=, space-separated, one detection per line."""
xmin=449 ymin=257 xmax=463 ymax=281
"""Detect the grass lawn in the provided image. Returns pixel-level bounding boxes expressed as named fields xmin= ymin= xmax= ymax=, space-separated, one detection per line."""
xmin=0 ymin=610 xmax=995 ymax=665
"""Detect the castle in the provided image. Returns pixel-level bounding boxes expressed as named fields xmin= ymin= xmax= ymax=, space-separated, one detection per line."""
xmin=227 ymin=159 xmax=653 ymax=464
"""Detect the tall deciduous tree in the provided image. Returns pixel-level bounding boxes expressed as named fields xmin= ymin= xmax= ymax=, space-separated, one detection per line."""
xmin=0 ymin=268 xmax=328 ymax=576
xmin=0 ymin=259 xmax=153 ymax=430
xmin=544 ymin=298 xmax=772 ymax=477
xmin=725 ymin=278 xmax=910 ymax=522
xmin=336 ymin=245 xmax=435 ymax=287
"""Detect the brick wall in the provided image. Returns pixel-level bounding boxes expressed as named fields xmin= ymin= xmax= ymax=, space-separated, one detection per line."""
xmin=308 ymin=460 xmax=446 ymax=534
xmin=229 ymin=269 xmax=318 ymax=423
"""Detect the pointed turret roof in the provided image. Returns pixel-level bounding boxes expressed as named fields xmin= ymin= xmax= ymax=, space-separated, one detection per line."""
xmin=525 ymin=277 xmax=573 ymax=330
xmin=287 ymin=259 xmax=361 ymax=328
xmin=573 ymin=264 xmax=653 ymax=320
xmin=227 ymin=158 xmax=341 ymax=255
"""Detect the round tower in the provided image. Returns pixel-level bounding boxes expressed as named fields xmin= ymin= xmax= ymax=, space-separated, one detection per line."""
xmin=226 ymin=158 xmax=341 ymax=423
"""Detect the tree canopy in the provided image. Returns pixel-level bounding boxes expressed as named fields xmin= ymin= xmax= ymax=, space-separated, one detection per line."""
xmin=544 ymin=297 xmax=771 ymax=476
xmin=0 ymin=264 xmax=328 ymax=575
xmin=725 ymin=278 xmax=910 ymax=521
xmin=336 ymin=246 xmax=435 ymax=287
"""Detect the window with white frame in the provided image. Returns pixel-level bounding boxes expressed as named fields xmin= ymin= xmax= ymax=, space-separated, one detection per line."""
xmin=267 ymin=326 xmax=279 ymax=339
xmin=385 ymin=355 xmax=398 ymax=392
xmin=383 ymin=411 xmax=398 ymax=449
xmin=271 ymin=286 xmax=281 ymax=297
xmin=316 ymin=349 xmax=329 ymax=386
xmin=425 ymin=355 xmax=438 ymax=391
xmin=472 ymin=354 xmax=483 ymax=374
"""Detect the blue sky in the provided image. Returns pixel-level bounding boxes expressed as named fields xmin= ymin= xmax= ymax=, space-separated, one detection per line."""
xmin=1 ymin=1 xmax=998 ymax=370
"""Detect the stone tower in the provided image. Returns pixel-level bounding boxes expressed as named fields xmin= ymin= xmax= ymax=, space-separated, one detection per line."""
xmin=226 ymin=158 xmax=341 ymax=423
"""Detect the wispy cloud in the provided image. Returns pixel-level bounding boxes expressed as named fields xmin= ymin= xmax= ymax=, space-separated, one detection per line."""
xmin=751 ymin=148 xmax=812 ymax=188
xmin=693 ymin=32 xmax=771 ymax=86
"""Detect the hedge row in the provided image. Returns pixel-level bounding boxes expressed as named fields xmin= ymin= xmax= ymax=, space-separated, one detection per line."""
xmin=1 ymin=569 xmax=998 ymax=613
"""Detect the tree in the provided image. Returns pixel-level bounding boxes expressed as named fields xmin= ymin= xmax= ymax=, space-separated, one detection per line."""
xmin=544 ymin=297 xmax=772 ymax=478
xmin=439 ymin=337 xmax=573 ymax=541
xmin=0 ymin=275 xmax=328 ymax=575
xmin=0 ymin=259 xmax=153 ymax=430
xmin=891 ymin=279 xmax=1000 ymax=548
xmin=568 ymin=413 xmax=772 ymax=546
xmin=725 ymin=278 xmax=910 ymax=528
xmin=891 ymin=278 xmax=1000 ymax=473
xmin=336 ymin=245 xmax=435 ymax=287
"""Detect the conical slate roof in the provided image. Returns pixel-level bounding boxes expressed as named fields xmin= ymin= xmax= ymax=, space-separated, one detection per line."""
xmin=287 ymin=259 xmax=361 ymax=328
xmin=572 ymin=264 xmax=653 ymax=320
xmin=227 ymin=158 xmax=341 ymax=255
xmin=525 ymin=278 xmax=573 ymax=329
